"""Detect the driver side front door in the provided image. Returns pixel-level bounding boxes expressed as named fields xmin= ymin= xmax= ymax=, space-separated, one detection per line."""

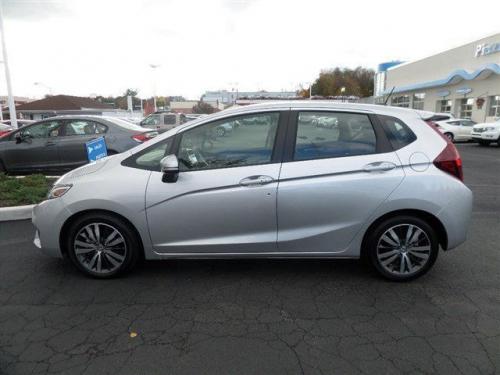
xmin=145 ymin=111 xmax=288 ymax=255
xmin=2 ymin=120 xmax=62 ymax=173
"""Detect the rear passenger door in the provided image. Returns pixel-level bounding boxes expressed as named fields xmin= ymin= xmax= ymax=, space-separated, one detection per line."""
xmin=277 ymin=111 xmax=405 ymax=254
xmin=57 ymin=119 xmax=107 ymax=169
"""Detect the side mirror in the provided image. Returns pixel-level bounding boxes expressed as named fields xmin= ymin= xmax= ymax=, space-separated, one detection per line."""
xmin=15 ymin=132 xmax=26 ymax=144
xmin=160 ymin=154 xmax=179 ymax=183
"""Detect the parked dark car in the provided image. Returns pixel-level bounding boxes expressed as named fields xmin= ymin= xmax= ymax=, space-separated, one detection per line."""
xmin=0 ymin=116 xmax=157 ymax=174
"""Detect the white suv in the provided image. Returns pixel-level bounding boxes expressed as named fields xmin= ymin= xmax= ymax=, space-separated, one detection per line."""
xmin=471 ymin=119 xmax=500 ymax=146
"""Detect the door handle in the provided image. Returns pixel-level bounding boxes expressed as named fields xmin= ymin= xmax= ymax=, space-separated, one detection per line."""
xmin=45 ymin=141 xmax=57 ymax=147
xmin=239 ymin=175 xmax=274 ymax=187
xmin=363 ymin=161 xmax=397 ymax=172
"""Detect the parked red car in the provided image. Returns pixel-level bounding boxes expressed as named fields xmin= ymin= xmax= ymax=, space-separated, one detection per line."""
xmin=0 ymin=123 xmax=13 ymax=138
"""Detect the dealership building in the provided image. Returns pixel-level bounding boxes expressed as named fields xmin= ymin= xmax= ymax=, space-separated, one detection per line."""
xmin=375 ymin=33 xmax=500 ymax=122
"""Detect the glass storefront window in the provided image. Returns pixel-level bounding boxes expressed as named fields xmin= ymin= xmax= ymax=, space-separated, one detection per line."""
xmin=437 ymin=99 xmax=452 ymax=113
xmin=489 ymin=95 xmax=500 ymax=117
xmin=412 ymin=93 xmax=425 ymax=110
xmin=391 ymin=95 xmax=410 ymax=108
xmin=459 ymin=98 xmax=474 ymax=119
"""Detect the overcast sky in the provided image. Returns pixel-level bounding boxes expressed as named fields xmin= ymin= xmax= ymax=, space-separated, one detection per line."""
xmin=2 ymin=0 xmax=500 ymax=99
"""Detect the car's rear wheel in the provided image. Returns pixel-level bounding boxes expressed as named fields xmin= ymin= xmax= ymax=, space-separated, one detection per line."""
xmin=444 ymin=132 xmax=454 ymax=142
xmin=66 ymin=213 xmax=141 ymax=278
xmin=366 ymin=216 xmax=439 ymax=281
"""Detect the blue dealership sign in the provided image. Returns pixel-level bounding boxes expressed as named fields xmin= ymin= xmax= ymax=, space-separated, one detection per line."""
xmin=85 ymin=137 xmax=108 ymax=162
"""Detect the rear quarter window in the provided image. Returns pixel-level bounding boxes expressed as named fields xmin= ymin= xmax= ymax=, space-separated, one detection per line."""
xmin=378 ymin=115 xmax=416 ymax=150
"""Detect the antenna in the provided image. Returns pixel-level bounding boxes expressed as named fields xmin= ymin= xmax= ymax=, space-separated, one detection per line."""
xmin=384 ymin=87 xmax=395 ymax=106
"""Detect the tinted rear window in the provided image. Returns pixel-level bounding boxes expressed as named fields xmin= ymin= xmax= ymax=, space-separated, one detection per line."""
xmin=378 ymin=115 xmax=416 ymax=150
xmin=105 ymin=117 xmax=146 ymax=131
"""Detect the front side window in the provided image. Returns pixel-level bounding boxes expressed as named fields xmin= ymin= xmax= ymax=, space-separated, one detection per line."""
xmin=164 ymin=114 xmax=177 ymax=125
xmin=294 ymin=112 xmax=376 ymax=161
xmin=63 ymin=120 xmax=107 ymax=136
xmin=178 ymin=113 xmax=279 ymax=171
xmin=123 ymin=138 xmax=173 ymax=171
xmin=17 ymin=120 xmax=62 ymax=139
xmin=142 ymin=115 xmax=161 ymax=126
xmin=460 ymin=120 xmax=476 ymax=127
xmin=488 ymin=95 xmax=500 ymax=117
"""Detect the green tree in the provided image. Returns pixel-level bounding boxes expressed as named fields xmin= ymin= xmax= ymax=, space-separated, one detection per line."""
xmin=123 ymin=88 xmax=138 ymax=97
xmin=308 ymin=67 xmax=375 ymax=98
xmin=192 ymin=101 xmax=216 ymax=114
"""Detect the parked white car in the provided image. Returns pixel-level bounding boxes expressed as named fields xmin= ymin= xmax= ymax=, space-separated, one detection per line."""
xmin=471 ymin=119 xmax=500 ymax=146
xmin=435 ymin=119 xmax=476 ymax=142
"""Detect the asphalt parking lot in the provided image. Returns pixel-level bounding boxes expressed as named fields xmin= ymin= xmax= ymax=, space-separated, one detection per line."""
xmin=0 ymin=143 xmax=499 ymax=375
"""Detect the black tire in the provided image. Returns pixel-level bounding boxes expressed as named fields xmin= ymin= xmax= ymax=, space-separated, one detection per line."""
xmin=478 ymin=140 xmax=490 ymax=146
xmin=444 ymin=132 xmax=454 ymax=142
xmin=0 ymin=159 xmax=5 ymax=173
xmin=365 ymin=215 xmax=439 ymax=281
xmin=65 ymin=212 xmax=141 ymax=278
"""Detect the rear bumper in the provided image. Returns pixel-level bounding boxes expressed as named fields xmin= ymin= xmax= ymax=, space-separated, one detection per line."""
xmin=436 ymin=182 xmax=473 ymax=250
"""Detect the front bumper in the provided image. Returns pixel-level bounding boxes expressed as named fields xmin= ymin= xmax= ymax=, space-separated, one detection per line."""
xmin=32 ymin=198 xmax=72 ymax=258
xmin=472 ymin=131 xmax=500 ymax=141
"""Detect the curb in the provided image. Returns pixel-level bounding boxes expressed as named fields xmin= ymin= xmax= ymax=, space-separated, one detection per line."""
xmin=0 ymin=204 xmax=34 ymax=222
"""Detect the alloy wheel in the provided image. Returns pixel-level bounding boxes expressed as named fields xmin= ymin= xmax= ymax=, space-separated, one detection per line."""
xmin=376 ymin=224 xmax=431 ymax=276
xmin=73 ymin=223 xmax=127 ymax=275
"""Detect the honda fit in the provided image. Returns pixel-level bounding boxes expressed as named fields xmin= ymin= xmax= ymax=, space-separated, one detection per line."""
xmin=32 ymin=102 xmax=473 ymax=281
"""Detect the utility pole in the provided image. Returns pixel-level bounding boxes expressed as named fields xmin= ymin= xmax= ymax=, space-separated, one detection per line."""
xmin=0 ymin=1 xmax=17 ymax=128
xmin=149 ymin=64 xmax=160 ymax=112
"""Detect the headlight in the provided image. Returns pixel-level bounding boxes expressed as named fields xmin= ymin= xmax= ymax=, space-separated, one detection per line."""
xmin=48 ymin=184 xmax=72 ymax=199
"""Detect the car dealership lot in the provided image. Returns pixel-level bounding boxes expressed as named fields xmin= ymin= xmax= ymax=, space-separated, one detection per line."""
xmin=0 ymin=143 xmax=499 ymax=375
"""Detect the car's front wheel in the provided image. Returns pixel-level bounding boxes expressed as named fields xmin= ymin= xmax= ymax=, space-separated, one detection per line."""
xmin=366 ymin=216 xmax=439 ymax=281
xmin=444 ymin=132 xmax=454 ymax=142
xmin=478 ymin=140 xmax=490 ymax=146
xmin=65 ymin=213 xmax=141 ymax=278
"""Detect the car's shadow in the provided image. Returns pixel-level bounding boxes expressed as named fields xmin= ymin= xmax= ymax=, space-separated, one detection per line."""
xmin=49 ymin=256 xmax=378 ymax=282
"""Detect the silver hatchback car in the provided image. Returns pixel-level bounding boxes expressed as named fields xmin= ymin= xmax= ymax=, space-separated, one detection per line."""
xmin=33 ymin=102 xmax=473 ymax=281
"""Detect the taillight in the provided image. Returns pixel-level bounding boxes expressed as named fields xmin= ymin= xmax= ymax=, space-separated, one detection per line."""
xmin=132 ymin=132 xmax=157 ymax=143
xmin=433 ymin=143 xmax=463 ymax=181
xmin=424 ymin=119 xmax=463 ymax=181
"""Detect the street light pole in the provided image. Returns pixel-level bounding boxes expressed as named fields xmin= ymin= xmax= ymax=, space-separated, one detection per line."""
xmin=149 ymin=64 xmax=160 ymax=112
xmin=0 ymin=1 xmax=17 ymax=128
